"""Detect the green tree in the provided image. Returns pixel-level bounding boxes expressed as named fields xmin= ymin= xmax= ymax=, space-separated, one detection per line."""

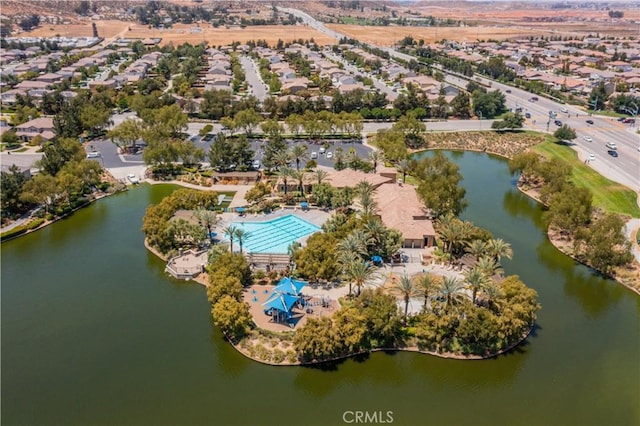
xmin=391 ymin=273 xmax=420 ymax=322
xmin=333 ymin=306 xmax=368 ymax=352
xmin=373 ymin=129 xmax=407 ymax=163
xmin=508 ymin=151 xmax=541 ymax=186
xmin=108 ymin=118 xmax=143 ymax=153
xmin=491 ymin=112 xmax=524 ymax=131
xmin=486 ymin=238 xmax=513 ymax=263
xmin=437 ymin=276 xmax=466 ymax=312
xmin=293 ymin=232 xmax=340 ymax=281
xmin=260 ymin=119 xmax=284 ymax=141
xmin=573 ymin=213 xmax=633 ymax=275
xmin=20 ymin=173 xmax=59 ymax=213
xmin=464 ymin=267 xmax=489 ymax=304
xmin=353 ymin=289 xmax=401 ymax=346
xmin=343 ymin=258 xmax=377 ymax=296
xmin=212 ymin=295 xmax=252 ymax=340
xmin=450 ymin=92 xmax=471 ymax=118
xmin=393 ymin=113 xmax=426 ymax=149
xmin=289 ymin=144 xmax=309 ymax=171
xmin=293 ymin=316 xmax=338 ymax=361
xmin=587 ymin=82 xmax=607 ymax=111
xmin=553 ymin=124 xmax=577 ymax=143
xmin=223 ymin=224 xmax=239 ymax=253
xmin=234 ymin=108 xmax=261 ymax=136
xmin=1 ymin=165 xmax=30 ymax=216
xmin=414 ymin=152 xmax=467 ymax=218
xmin=416 ymin=273 xmax=439 ymax=310
xmin=547 ymin=186 xmax=592 ymax=236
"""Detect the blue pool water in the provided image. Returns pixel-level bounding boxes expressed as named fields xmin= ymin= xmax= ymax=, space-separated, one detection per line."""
xmin=229 ymin=214 xmax=321 ymax=254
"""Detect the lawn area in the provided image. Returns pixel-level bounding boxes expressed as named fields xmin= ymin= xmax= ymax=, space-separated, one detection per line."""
xmin=532 ymin=140 xmax=640 ymax=217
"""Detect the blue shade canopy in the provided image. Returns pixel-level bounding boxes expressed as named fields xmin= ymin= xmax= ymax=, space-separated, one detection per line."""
xmin=262 ymin=292 xmax=299 ymax=313
xmin=236 ymin=207 xmax=245 ymax=213
xmin=209 ymin=232 xmax=217 ymax=237
xmin=274 ymin=276 xmax=306 ymax=296
xmin=371 ymin=255 xmax=383 ymax=263
xmin=300 ymin=202 xmax=309 ymax=207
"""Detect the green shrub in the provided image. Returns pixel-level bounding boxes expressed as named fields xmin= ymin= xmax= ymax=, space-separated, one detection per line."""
xmin=0 ymin=218 xmax=45 ymax=241
xmin=272 ymin=348 xmax=285 ymax=364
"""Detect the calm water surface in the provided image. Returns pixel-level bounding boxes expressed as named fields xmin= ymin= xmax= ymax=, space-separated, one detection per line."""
xmin=2 ymin=152 xmax=639 ymax=426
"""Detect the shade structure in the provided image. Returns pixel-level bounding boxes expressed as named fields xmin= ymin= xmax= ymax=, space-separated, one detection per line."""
xmin=236 ymin=207 xmax=245 ymax=213
xmin=273 ymin=276 xmax=306 ymax=296
xmin=262 ymin=292 xmax=299 ymax=313
xmin=300 ymin=202 xmax=309 ymax=210
xmin=371 ymin=255 xmax=383 ymax=263
xmin=209 ymin=232 xmax=217 ymax=238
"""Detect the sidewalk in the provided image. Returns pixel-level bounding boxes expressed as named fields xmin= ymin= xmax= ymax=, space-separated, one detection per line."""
xmin=624 ymin=218 xmax=640 ymax=263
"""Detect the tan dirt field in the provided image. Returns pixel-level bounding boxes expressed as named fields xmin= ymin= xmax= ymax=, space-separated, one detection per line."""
xmin=326 ymin=24 xmax=550 ymax=46
xmin=25 ymin=22 xmax=337 ymax=47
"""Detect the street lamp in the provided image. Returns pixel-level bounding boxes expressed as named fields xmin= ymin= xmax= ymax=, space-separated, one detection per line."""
xmin=621 ymin=102 xmax=638 ymax=127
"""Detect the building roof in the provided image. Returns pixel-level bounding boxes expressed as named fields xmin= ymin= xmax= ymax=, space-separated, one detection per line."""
xmin=16 ymin=117 xmax=54 ymax=130
xmin=374 ymin=182 xmax=436 ymax=240
xmin=325 ymin=169 xmax=393 ymax=189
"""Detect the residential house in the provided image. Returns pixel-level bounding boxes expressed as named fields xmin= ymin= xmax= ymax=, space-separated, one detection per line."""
xmin=15 ymin=117 xmax=55 ymax=143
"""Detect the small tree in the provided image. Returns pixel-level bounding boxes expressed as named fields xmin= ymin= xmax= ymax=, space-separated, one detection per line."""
xmin=553 ymin=124 xmax=577 ymax=143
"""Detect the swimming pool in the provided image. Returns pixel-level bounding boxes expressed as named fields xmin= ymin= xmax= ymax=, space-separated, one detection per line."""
xmin=229 ymin=214 xmax=321 ymax=254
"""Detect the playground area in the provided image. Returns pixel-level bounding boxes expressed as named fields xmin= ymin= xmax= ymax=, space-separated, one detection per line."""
xmin=243 ymin=283 xmax=340 ymax=333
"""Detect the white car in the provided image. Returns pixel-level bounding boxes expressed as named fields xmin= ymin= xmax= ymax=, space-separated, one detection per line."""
xmin=582 ymin=136 xmax=592 ymax=143
xmin=86 ymin=151 xmax=101 ymax=158
xmin=605 ymin=142 xmax=617 ymax=150
xmin=310 ymin=151 xmax=318 ymax=159
xmin=560 ymin=107 xmax=569 ymax=113
xmin=326 ymin=151 xmax=333 ymax=159
xmin=127 ymin=174 xmax=140 ymax=184
xmin=588 ymin=154 xmax=596 ymax=162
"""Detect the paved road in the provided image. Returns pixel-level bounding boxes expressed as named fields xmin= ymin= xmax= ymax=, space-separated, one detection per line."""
xmin=282 ymin=6 xmax=640 ymax=191
xmin=240 ymin=55 xmax=269 ymax=102
xmin=321 ymin=49 xmax=397 ymax=101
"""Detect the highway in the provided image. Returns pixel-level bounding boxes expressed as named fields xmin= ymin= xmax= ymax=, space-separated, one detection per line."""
xmin=281 ymin=6 xmax=640 ymax=191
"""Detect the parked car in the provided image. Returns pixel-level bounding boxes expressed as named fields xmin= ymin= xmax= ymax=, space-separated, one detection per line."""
xmin=588 ymin=153 xmax=596 ymax=162
xmin=605 ymin=142 xmax=617 ymax=150
xmin=586 ymin=119 xmax=594 ymax=125
xmin=560 ymin=107 xmax=568 ymax=113
xmin=127 ymin=174 xmax=140 ymax=184
xmin=86 ymin=151 xmax=101 ymax=158
xmin=622 ymin=118 xmax=636 ymax=124
xmin=554 ymin=120 xmax=562 ymax=126
xmin=505 ymin=89 xmax=511 ymax=93
xmin=319 ymin=147 xmax=326 ymax=154
xmin=525 ymin=112 xmax=531 ymax=119
xmin=607 ymin=150 xmax=618 ymax=158
xmin=326 ymin=151 xmax=333 ymax=159
xmin=310 ymin=151 xmax=318 ymax=159
xmin=582 ymin=136 xmax=593 ymax=143
xmin=252 ymin=160 xmax=261 ymax=169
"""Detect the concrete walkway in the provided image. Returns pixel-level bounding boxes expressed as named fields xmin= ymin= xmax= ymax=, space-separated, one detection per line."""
xmin=624 ymin=218 xmax=640 ymax=263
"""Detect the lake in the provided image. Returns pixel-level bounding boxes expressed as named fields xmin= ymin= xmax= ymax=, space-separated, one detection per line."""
xmin=2 ymin=151 xmax=638 ymax=425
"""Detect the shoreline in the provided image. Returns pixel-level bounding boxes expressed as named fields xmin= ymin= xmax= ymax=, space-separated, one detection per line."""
xmin=224 ymin=325 xmax=535 ymax=367
xmin=0 ymin=191 xmax=118 ymax=243
xmin=514 ymin=183 xmax=640 ymax=296
xmin=144 ymin=239 xmax=535 ymax=365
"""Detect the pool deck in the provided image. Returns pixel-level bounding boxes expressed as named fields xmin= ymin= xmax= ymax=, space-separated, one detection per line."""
xmin=218 ymin=207 xmax=331 ymax=228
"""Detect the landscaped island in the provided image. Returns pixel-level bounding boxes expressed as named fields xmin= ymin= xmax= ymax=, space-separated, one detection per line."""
xmin=142 ymin=151 xmax=541 ymax=365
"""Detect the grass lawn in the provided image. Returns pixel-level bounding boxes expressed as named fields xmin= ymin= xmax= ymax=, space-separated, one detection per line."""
xmin=532 ymin=140 xmax=640 ymax=217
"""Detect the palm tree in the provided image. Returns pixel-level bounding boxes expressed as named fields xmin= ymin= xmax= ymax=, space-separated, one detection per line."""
xmin=313 ymin=168 xmax=329 ymax=185
xmin=465 ymin=239 xmax=488 ymax=261
xmin=397 ymin=158 xmax=411 ymax=183
xmin=337 ymin=231 xmax=369 ymax=265
xmin=392 ymin=273 xmax=420 ymax=322
xmin=465 ymin=267 xmax=489 ymax=304
xmin=476 ymin=256 xmax=504 ymax=277
xmin=439 ymin=219 xmax=473 ymax=264
xmin=486 ymin=238 xmax=513 ymax=262
xmin=355 ymin=180 xmax=375 ymax=198
xmin=278 ymin=166 xmax=294 ymax=195
xmin=223 ymin=224 xmax=238 ymax=252
xmin=481 ymin=281 xmax=503 ymax=311
xmin=291 ymin=169 xmax=307 ymax=196
xmin=194 ymin=209 xmax=218 ymax=241
xmin=362 ymin=217 xmax=385 ymax=254
xmin=438 ymin=276 xmax=466 ymax=312
xmin=358 ymin=191 xmax=378 ymax=218
xmin=234 ymin=228 xmax=250 ymax=254
xmin=344 ymin=259 xmax=377 ymax=296
xmin=273 ymin=150 xmax=291 ymax=170
xmin=368 ymin=150 xmax=383 ymax=173
xmin=289 ymin=144 xmax=309 ymax=171
xmin=416 ymin=273 xmax=438 ymax=310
